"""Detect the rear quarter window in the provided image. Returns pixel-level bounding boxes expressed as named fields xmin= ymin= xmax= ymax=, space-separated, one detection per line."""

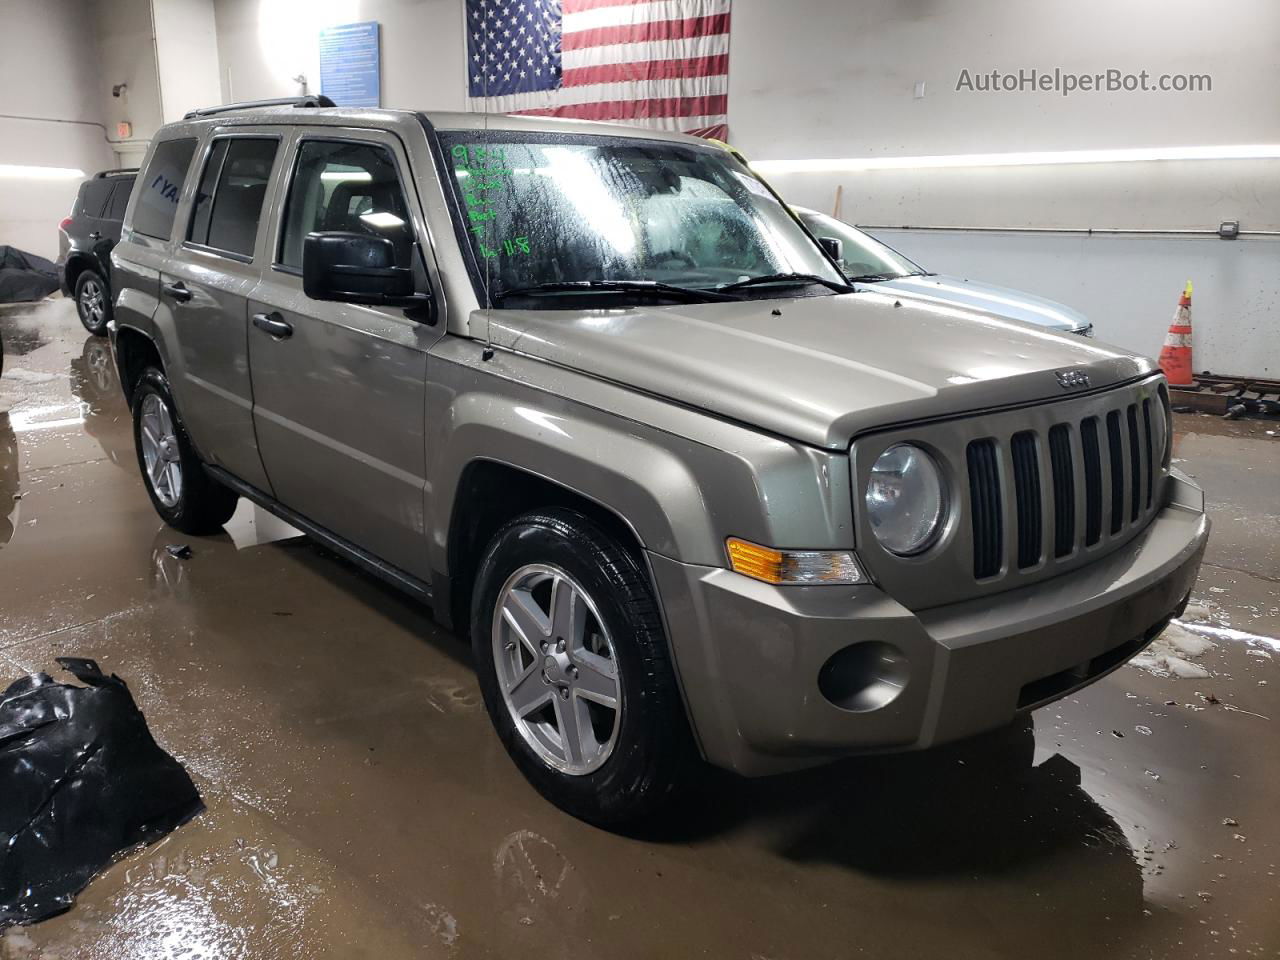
xmin=132 ymin=138 xmax=198 ymax=240
xmin=106 ymin=178 xmax=135 ymax=221
xmin=80 ymin=179 xmax=114 ymax=219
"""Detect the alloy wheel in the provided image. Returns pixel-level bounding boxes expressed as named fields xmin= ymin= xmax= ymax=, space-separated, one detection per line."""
xmin=139 ymin=393 xmax=183 ymax=508
xmin=79 ymin=278 xmax=105 ymax=326
xmin=492 ymin=563 xmax=622 ymax=775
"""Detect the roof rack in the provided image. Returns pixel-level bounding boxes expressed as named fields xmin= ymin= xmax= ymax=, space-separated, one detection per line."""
xmin=183 ymin=95 xmax=337 ymax=120
xmin=94 ymin=167 xmax=140 ymax=178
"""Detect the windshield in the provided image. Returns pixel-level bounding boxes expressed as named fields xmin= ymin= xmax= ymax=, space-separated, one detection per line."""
xmin=794 ymin=209 xmax=926 ymax=280
xmin=438 ymin=131 xmax=847 ymax=306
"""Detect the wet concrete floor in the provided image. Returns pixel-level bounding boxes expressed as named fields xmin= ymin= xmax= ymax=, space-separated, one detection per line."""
xmin=1 ymin=298 xmax=1277 ymax=959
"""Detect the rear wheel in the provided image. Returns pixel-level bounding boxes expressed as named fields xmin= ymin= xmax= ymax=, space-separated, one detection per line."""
xmin=74 ymin=269 xmax=111 ymax=335
xmin=132 ymin=367 xmax=238 ymax=534
xmin=471 ymin=508 xmax=696 ymax=828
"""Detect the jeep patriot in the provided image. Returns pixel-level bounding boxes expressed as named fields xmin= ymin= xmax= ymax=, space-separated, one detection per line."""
xmin=109 ymin=99 xmax=1209 ymax=826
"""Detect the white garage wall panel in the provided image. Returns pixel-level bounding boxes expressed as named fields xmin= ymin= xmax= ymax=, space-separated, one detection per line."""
xmin=94 ymin=0 xmax=166 ymax=167
xmin=153 ymin=0 xmax=224 ymax=123
xmin=729 ymin=0 xmax=1280 ymax=375
xmin=0 ymin=0 xmax=114 ymax=260
xmin=215 ymin=0 xmax=1278 ymax=373
xmin=212 ymin=0 xmax=465 ymax=110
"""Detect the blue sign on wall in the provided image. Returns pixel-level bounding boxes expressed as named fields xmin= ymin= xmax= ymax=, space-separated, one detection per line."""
xmin=319 ymin=21 xmax=381 ymax=108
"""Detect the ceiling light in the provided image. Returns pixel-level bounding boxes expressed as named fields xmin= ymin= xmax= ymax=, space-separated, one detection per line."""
xmin=750 ymin=144 xmax=1280 ymax=174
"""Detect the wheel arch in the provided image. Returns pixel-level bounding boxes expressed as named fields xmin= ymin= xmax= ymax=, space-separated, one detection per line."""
xmin=63 ymin=253 xmax=98 ymax=293
xmin=441 ymin=458 xmax=652 ymax=635
xmin=112 ymin=324 xmax=164 ymax=407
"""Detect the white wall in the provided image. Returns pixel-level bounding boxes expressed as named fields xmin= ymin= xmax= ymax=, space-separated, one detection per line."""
xmin=94 ymin=0 xmax=165 ymax=167
xmin=728 ymin=0 xmax=1280 ymax=374
xmin=212 ymin=0 xmax=464 ymax=109
xmin=211 ymin=0 xmax=1278 ymax=374
xmin=0 ymin=0 xmax=114 ymax=259
xmin=153 ymin=0 xmax=223 ymax=122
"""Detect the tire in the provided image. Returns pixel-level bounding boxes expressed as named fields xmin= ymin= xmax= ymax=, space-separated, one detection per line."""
xmin=471 ymin=508 xmax=695 ymax=828
xmin=74 ymin=269 xmax=111 ymax=335
xmin=132 ymin=367 xmax=238 ymax=534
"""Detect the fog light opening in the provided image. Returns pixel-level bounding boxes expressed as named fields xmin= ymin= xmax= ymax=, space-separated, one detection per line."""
xmin=818 ymin=642 xmax=909 ymax=713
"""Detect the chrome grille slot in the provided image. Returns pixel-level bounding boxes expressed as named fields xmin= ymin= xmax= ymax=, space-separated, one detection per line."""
xmin=1126 ymin=404 xmax=1143 ymax=523
xmin=967 ymin=439 xmax=1003 ymax=579
xmin=1142 ymin=398 xmax=1154 ymax=509
xmin=1011 ymin=432 xmax=1042 ymax=569
xmin=1106 ymin=410 xmax=1124 ymax=535
xmin=1081 ymin=417 xmax=1103 ymax=546
xmin=1048 ymin=424 xmax=1075 ymax=558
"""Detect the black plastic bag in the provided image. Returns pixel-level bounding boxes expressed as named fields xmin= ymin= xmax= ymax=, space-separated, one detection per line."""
xmin=0 ymin=246 xmax=60 ymax=303
xmin=0 ymin=658 xmax=202 ymax=928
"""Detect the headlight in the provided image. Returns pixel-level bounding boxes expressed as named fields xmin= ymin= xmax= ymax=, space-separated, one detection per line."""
xmin=865 ymin=444 xmax=946 ymax=556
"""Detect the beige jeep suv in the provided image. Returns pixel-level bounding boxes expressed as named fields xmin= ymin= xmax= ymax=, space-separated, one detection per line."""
xmin=110 ymin=98 xmax=1209 ymax=826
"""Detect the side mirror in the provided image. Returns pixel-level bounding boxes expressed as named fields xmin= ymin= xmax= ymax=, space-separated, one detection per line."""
xmin=818 ymin=236 xmax=844 ymax=265
xmin=302 ymin=231 xmax=429 ymax=308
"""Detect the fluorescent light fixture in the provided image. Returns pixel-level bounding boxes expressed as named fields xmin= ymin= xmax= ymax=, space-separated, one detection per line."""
xmin=320 ymin=170 xmax=372 ymax=182
xmin=0 ymin=164 xmax=86 ymax=180
xmin=751 ymin=144 xmax=1280 ymax=174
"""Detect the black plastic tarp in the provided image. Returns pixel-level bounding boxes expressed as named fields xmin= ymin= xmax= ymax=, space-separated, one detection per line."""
xmin=0 ymin=247 xmax=60 ymax=304
xmin=0 ymin=658 xmax=203 ymax=928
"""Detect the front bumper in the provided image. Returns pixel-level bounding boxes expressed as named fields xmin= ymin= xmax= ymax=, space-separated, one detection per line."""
xmin=650 ymin=472 xmax=1209 ymax=776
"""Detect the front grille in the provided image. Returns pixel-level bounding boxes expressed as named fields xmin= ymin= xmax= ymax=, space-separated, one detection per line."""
xmin=1010 ymin=432 xmax=1042 ymax=569
xmin=965 ymin=396 xmax=1158 ymax=581
xmin=967 ymin=439 xmax=1003 ymax=579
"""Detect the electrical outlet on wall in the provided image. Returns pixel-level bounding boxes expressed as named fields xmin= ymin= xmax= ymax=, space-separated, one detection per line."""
xmin=913 ymin=81 xmax=926 ymax=99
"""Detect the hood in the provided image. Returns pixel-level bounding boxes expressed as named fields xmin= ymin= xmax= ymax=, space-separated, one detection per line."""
xmin=871 ymin=274 xmax=1090 ymax=333
xmin=487 ymin=291 xmax=1155 ymax=449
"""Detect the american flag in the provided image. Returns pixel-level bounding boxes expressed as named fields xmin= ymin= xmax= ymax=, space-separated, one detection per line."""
xmin=465 ymin=0 xmax=731 ymax=140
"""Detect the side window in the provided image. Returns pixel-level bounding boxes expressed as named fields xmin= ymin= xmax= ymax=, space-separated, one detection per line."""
xmin=81 ymin=180 xmax=114 ymax=219
xmin=106 ymin=179 xmax=134 ymax=222
xmin=279 ymin=140 xmax=414 ymax=270
xmin=133 ymin=138 xmax=198 ymax=240
xmin=188 ymin=138 xmax=279 ymax=259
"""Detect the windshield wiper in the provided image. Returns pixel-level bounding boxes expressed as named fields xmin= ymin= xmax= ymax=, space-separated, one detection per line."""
xmin=845 ymin=273 xmax=896 ymax=283
xmin=492 ymin=280 xmax=739 ymax=304
xmin=718 ymin=272 xmax=854 ymax=294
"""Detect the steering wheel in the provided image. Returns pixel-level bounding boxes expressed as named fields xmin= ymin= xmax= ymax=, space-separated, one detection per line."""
xmin=648 ymin=249 xmax=698 ymax=269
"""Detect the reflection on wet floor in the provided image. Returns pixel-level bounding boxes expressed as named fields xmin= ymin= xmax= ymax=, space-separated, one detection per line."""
xmin=1 ymin=298 xmax=1278 ymax=959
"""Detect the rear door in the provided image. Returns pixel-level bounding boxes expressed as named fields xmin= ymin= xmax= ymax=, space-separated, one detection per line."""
xmin=113 ymin=136 xmax=199 ymax=357
xmin=159 ymin=129 xmax=283 ymax=493
xmin=247 ymin=128 xmax=444 ymax=578
xmin=97 ymin=177 xmax=134 ymax=278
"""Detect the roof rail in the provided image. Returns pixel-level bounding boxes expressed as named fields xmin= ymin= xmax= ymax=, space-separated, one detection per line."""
xmin=183 ymin=95 xmax=337 ymax=120
xmin=94 ymin=167 xmax=140 ymax=178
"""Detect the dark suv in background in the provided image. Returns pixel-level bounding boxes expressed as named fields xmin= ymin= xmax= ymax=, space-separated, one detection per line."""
xmin=59 ymin=168 xmax=137 ymax=335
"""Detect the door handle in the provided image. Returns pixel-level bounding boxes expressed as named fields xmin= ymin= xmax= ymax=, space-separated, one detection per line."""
xmin=88 ymin=231 xmax=102 ymax=241
xmin=252 ymin=311 xmax=293 ymax=340
xmin=162 ymin=281 xmax=192 ymax=303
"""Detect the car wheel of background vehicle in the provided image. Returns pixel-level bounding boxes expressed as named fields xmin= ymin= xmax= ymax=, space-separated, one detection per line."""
xmin=132 ymin=367 xmax=238 ymax=534
xmin=471 ymin=508 xmax=696 ymax=829
xmin=74 ymin=269 xmax=111 ymax=335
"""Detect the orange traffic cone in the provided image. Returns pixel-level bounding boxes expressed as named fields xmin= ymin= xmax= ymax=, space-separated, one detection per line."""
xmin=1159 ymin=280 xmax=1194 ymax=386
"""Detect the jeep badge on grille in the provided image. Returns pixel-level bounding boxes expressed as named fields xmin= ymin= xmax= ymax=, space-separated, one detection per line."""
xmin=1055 ymin=369 xmax=1090 ymax=390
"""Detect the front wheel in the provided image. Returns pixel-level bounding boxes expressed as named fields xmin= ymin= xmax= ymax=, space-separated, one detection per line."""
xmin=132 ymin=367 xmax=238 ymax=534
xmin=471 ymin=508 xmax=696 ymax=828
xmin=74 ymin=269 xmax=111 ymax=335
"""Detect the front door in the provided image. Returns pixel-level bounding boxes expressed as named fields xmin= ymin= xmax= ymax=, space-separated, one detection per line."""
xmin=247 ymin=130 xmax=443 ymax=580
xmin=160 ymin=130 xmax=283 ymax=493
